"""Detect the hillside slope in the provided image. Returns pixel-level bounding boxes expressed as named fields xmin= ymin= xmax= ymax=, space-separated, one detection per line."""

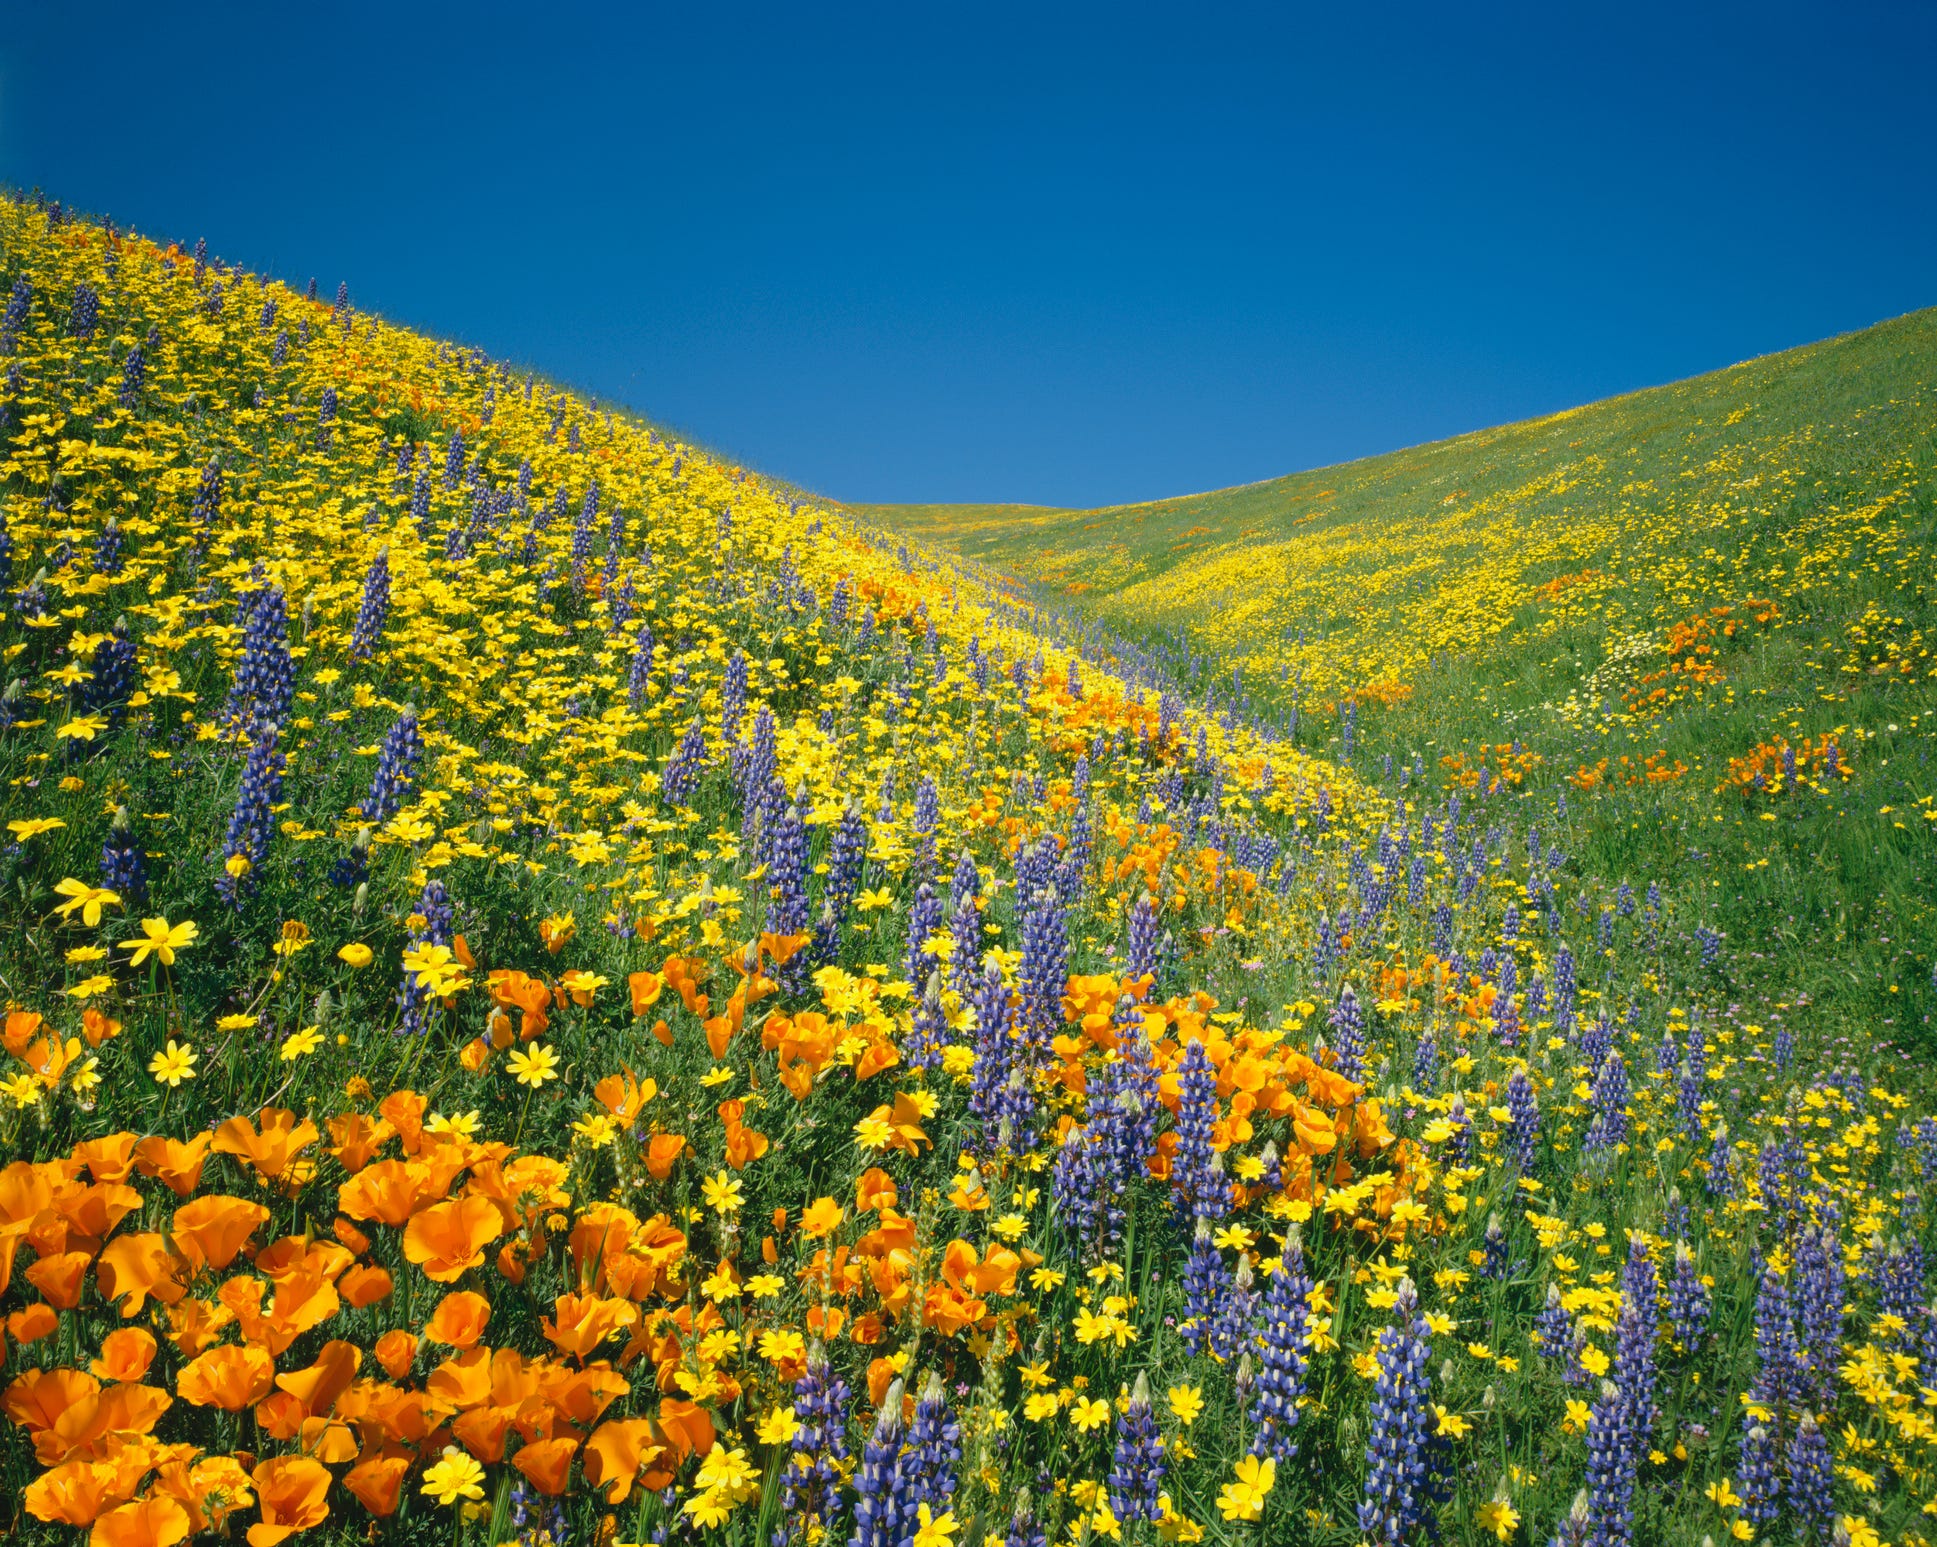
xmin=861 ymin=313 xmax=1937 ymax=1048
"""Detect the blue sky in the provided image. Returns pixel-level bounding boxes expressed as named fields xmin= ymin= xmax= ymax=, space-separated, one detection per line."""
xmin=2 ymin=2 xmax=1932 ymax=506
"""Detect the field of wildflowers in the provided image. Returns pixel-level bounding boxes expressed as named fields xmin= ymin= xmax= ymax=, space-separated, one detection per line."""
xmin=0 ymin=189 xmax=1933 ymax=1547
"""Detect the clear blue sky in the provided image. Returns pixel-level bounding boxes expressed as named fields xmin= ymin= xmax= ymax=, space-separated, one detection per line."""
xmin=2 ymin=2 xmax=1932 ymax=507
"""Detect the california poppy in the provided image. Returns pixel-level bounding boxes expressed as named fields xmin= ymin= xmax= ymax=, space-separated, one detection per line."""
xmin=373 ymin=1329 xmax=418 ymax=1379
xmin=88 ymin=1495 xmax=191 ymax=1547
xmin=170 ymin=1196 xmax=271 ymax=1274
xmin=425 ymin=1290 xmax=492 ymax=1348
xmin=90 ymin=1327 xmax=158 ymax=1383
xmin=178 ymin=1344 xmax=277 ymax=1410
xmin=246 ymin=1455 xmax=332 ymax=1547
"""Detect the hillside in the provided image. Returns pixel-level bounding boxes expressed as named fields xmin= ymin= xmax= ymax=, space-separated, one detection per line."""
xmin=861 ymin=313 xmax=1937 ymax=1052
xmin=1 ymin=190 xmax=1934 ymax=1547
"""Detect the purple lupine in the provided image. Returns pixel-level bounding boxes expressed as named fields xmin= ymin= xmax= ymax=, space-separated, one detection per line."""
xmin=1443 ymin=1094 xmax=1473 ymax=1166
xmin=778 ymin=1346 xmax=851 ymax=1546
xmin=86 ymin=617 xmax=137 ymax=726
xmin=1584 ymin=1051 xmax=1629 ymax=1156
xmin=1127 ymin=890 xmax=1162 ymax=983
xmin=100 ymin=806 xmax=148 ymax=907
xmin=1504 ymin=1066 xmax=1540 ymax=1172
xmin=1206 ymin=1254 xmax=1260 ymax=1361
xmin=1704 ymin=1121 xmax=1735 ymax=1199
xmin=904 ymin=1373 xmax=960 ymax=1516
xmin=721 ymin=648 xmax=748 ymax=745
xmin=217 ymin=721 xmax=285 ymax=904
xmin=1329 ymin=982 xmax=1367 ymax=1082
xmin=1786 ymin=1413 xmax=1834 ymax=1537
xmin=1677 ymin=1021 xmax=1707 ymax=1139
xmin=736 ymin=708 xmax=779 ymax=848
xmin=1358 ymin=1277 xmax=1437 ymax=1547
xmin=362 ymin=708 xmax=423 ymax=823
xmin=1250 ymin=1236 xmax=1314 ymax=1463
xmin=118 ymin=343 xmax=144 ymax=408
xmin=1480 ymin=1214 xmax=1508 ymax=1280
xmin=968 ymin=958 xmax=1018 ymax=1151
xmin=907 ymin=975 xmax=948 ymax=1073
xmin=189 ymin=459 xmax=224 ymax=539
xmin=0 ymin=277 xmax=30 ymax=353
xmin=1583 ymin=1239 xmax=1659 ymax=1547
xmin=1180 ymin=1219 xmax=1222 ymax=1355
xmin=1748 ymin=1259 xmax=1800 ymax=1422
xmin=769 ymin=794 xmax=811 ymax=991
xmin=347 ymin=547 xmax=390 ymax=662
xmin=945 ymin=890 xmax=981 ymax=999
xmin=1001 ymin=1494 xmax=1048 ymax=1547
xmin=443 ymin=429 xmax=464 ymax=487
xmin=1736 ymin=1421 xmax=1781 ymax=1533
xmin=1017 ymin=885 xmax=1068 ymax=1057
xmin=1411 ymin=1026 xmax=1439 ymax=1091
xmin=1552 ymin=943 xmax=1577 ymax=1036
xmin=1665 ymin=1242 xmax=1711 ymax=1354
xmin=1534 ymin=1283 xmax=1574 ymax=1361
xmin=1109 ymin=1373 xmax=1166 ymax=1524
xmin=1877 ymin=1238 xmax=1927 ymax=1351
xmin=409 ymin=469 xmax=432 ymax=537
xmin=911 ymin=774 xmax=940 ymax=879
xmin=316 ymin=385 xmax=336 ymax=450
xmin=904 ymin=881 xmax=943 ymax=987
xmin=660 ymin=719 xmax=707 ymax=807
xmin=223 ymin=585 xmax=295 ymax=731
xmin=850 ymin=1380 xmax=914 ymax=1547
xmin=66 ymin=286 xmax=99 ymax=342
xmin=946 ymin=848 xmax=980 ymax=914
xmin=1171 ymin=1037 xmax=1227 ymax=1224
xmin=811 ymin=799 xmax=868 ymax=966
xmin=91 ymin=516 xmax=125 ymax=577
xmin=1494 ymin=953 xmax=1520 ymax=1047
xmin=1794 ymin=1226 xmax=1844 ymax=1406
xmin=627 ymin=623 xmax=655 ymax=709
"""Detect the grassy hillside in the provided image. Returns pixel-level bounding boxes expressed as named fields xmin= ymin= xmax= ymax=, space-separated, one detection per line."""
xmin=2 ymin=189 xmax=1936 ymax=1547
xmin=861 ymin=313 xmax=1937 ymax=1053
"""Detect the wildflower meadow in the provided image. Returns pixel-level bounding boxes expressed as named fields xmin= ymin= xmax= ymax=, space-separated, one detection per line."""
xmin=1 ymin=190 xmax=1934 ymax=1547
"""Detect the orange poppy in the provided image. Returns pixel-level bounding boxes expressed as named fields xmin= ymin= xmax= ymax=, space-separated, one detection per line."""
xmin=178 ymin=1344 xmax=277 ymax=1410
xmin=88 ymin=1495 xmax=191 ymax=1547
xmin=152 ymin=1454 xmax=255 ymax=1533
xmin=90 ymin=1327 xmax=158 ymax=1383
xmin=25 ymin=1249 xmax=93 ymax=1309
xmin=23 ymin=1457 xmax=134 ymax=1527
xmin=132 ymin=1135 xmax=212 ymax=1198
xmin=337 ymin=1157 xmax=453 ymax=1226
xmin=374 ymin=1329 xmax=418 ymax=1379
xmin=94 ymin=1233 xmax=187 ymax=1315
xmin=377 ymin=1089 xmax=427 ymax=1155
xmin=324 ymin=1113 xmax=393 ymax=1173
xmin=72 ymin=1134 xmax=141 ymax=1183
xmin=8 ymin=1300 xmax=60 ymax=1344
xmin=246 ymin=1456 xmax=332 ymax=1547
xmin=856 ymin=1167 xmax=898 ymax=1212
xmin=627 ymin=970 xmax=664 ymax=1015
xmin=273 ymin=1340 xmax=361 ymax=1419
xmin=212 ymin=1109 xmax=320 ymax=1185
xmin=583 ymin=1417 xmax=663 ymax=1503
xmin=339 ymin=1263 xmax=393 ymax=1307
xmin=643 ymin=1133 xmax=686 ymax=1181
xmin=170 ymin=1195 xmax=271 ymax=1274
xmin=512 ymin=1435 xmax=579 ymax=1495
xmin=425 ymin=1290 xmax=492 ymax=1348
xmin=542 ymin=1292 xmax=639 ymax=1360
xmin=342 ymin=1453 xmax=410 ymax=1516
